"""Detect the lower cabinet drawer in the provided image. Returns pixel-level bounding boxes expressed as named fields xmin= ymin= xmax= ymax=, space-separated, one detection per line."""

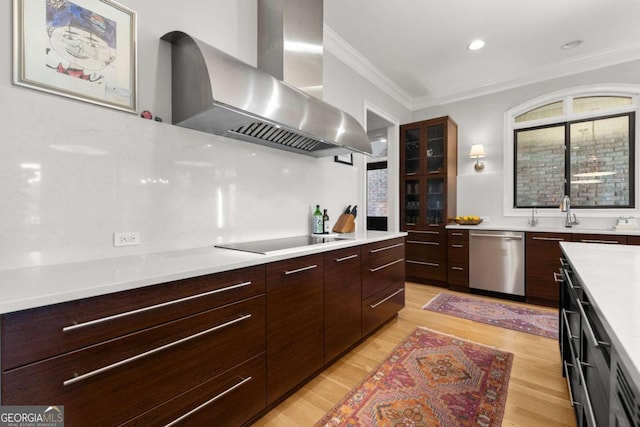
xmin=122 ymin=354 xmax=266 ymax=427
xmin=406 ymin=259 xmax=447 ymax=282
xmin=1 ymin=295 xmax=265 ymax=426
xmin=362 ymin=286 xmax=405 ymax=336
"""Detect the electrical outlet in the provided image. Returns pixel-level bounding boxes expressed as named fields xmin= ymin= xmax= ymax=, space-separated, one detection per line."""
xmin=114 ymin=232 xmax=140 ymax=247
xmin=482 ymin=216 xmax=491 ymax=223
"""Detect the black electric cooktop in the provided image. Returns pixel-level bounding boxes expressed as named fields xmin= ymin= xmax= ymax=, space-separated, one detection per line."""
xmin=215 ymin=235 xmax=348 ymax=254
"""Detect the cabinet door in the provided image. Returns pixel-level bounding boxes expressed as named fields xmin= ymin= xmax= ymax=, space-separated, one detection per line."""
xmin=627 ymin=235 xmax=640 ymax=245
xmin=525 ymin=232 xmax=572 ymax=307
xmin=401 ymin=125 xmax=422 ymax=175
xmin=426 ymin=177 xmax=445 ymax=225
xmin=402 ymin=177 xmax=423 ymax=228
xmin=447 ymin=230 xmax=469 ymax=292
xmin=324 ymin=247 xmax=362 ymax=363
xmin=426 ymin=122 xmax=446 ymax=174
xmin=266 ymin=254 xmax=324 ymax=404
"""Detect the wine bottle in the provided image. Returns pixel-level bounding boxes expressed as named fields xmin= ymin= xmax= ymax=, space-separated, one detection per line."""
xmin=323 ymin=209 xmax=330 ymax=234
xmin=351 ymin=205 xmax=358 ymax=218
xmin=313 ymin=205 xmax=323 ymax=234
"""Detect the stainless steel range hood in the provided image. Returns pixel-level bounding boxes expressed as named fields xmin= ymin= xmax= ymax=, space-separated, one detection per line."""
xmin=160 ymin=30 xmax=372 ymax=157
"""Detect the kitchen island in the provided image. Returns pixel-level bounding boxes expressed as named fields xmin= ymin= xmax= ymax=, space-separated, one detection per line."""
xmin=560 ymin=242 xmax=640 ymax=426
xmin=0 ymin=231 xmax=406 ymax=426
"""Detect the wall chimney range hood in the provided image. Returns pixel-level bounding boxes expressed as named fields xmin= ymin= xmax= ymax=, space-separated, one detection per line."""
xmin=161 ymin=29 xmax=372 ymax=157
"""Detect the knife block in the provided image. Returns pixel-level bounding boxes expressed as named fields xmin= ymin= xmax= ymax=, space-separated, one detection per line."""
xmin=332 ymin=213 xmax=355 ymax=233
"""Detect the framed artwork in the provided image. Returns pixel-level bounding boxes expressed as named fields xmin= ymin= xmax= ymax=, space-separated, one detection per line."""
xmin=334 ymin=153 xmax=353 ymax=165
xmin=13 ymin=0 xmax=137 ymax=113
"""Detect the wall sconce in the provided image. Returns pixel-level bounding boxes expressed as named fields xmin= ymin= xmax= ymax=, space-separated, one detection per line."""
xmin=469 ymin=144 xmax=486 ymax=171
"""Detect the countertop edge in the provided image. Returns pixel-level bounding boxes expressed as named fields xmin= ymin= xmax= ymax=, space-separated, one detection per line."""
xmin=0 ymin=232 xmax=407 ymax=314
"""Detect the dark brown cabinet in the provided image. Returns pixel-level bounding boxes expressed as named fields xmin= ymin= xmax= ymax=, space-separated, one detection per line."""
xmin=400 ymin=116 xmax=457 ymax=287
xmin=1 ymin=265 xmax=267 ymax=427
xmin=525 ymin=232 xmax=572 ymax=307
xmin=324 ymin=246 xmax=362 ymax=363
xmin=628 ymin=235 xmax=640 ymax=245
xmin=361 ymin=238 xmax=405 ymax=336
xmin=447 ymin=229 xmax=469 ymax=292
xmin=572 ymin=233 xmax=627 ymax=245
xmin=266 ymin=254 xmax=324 ymax=405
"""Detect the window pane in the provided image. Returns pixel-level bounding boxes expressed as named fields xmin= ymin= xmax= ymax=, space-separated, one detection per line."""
xmin=569 ymin=116 xmax=631 ymax=207
xmin=367 ymin=167 xmax=388 ymax=216
xmin=515 ymin=126 xmax=565 ymax=207
xmin=573 ymin=96 xmax=632 ymax=113
xmin=515 ymin=101 xmax=563 ymax=123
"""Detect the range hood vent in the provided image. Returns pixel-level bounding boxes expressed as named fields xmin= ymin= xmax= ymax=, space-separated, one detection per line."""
xmin=160 ymin=31 xmax=372 ymax=157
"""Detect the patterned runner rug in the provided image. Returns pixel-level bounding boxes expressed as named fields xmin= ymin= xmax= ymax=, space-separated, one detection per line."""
xmin=423 ymin=293 xmax=558 ymax=339
xmin=314 ymin=327 xmax=513 ymax=427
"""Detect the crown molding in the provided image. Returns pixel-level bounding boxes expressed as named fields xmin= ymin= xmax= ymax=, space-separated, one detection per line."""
xmin=324 ymin=23 xmax=640 ymax=112
xmin=323 ymin=24 xmax=413 ymax=110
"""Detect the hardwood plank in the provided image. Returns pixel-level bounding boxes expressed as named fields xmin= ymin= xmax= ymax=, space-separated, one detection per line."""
xmin=252 ymin=282 xmax=576 ymax=427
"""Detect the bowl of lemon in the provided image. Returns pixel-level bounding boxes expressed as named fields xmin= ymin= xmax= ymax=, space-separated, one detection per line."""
xmin=454 ymin=215 xmax=483 ymax=225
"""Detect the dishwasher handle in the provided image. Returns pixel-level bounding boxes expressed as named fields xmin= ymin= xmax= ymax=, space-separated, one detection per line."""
xmin=469 ymin=233 xmax=523 ymax=240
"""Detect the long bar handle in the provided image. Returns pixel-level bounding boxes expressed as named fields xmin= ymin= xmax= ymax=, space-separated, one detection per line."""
xmin=63 ymin=314 xmax=252 ymax=386
xmin=469 ymin=233 xmax=523 ymax=239
xmin=532 ymin=237 xmax=566 ymax=241
xmin=63 ymin=281 xmax=252 ymax=332
xmin=576 ymin=300 xmax=610 ymax=348
xmin=284 ymin=264 xmax=318 ymax=275
xmin=164 ymin=376 xmax=253 ymax=427
xmin=451 ymin=244 xmax=464 ymax=248
xmin=407 ymin=260 xmax=439 ymax=267
xmin=579 ymin=239 xmax=620 ymax=244
xmin=407 ymin=240 xmax=439 ymax=246
xmin=562 ymin=361 xmax=577 ymax=407
xmin=561 ymin=309 xmax=578 ymax=340
xmin=369 ymin=288 xmax=405 ymax=309
xmin=369 ymin=243 xmax=404 ymax=253
xmin=450 ymin=266 xmax=464 ymax=271
xmin=576 ymin=358 xmax=597 ymax=426
xmin=369 ymin=258 xmax=404 ymax=273
xmin=335 ymin=254 xmax=359 ymax=263
xmin=408 ymin=230 xmax=439 ymax=235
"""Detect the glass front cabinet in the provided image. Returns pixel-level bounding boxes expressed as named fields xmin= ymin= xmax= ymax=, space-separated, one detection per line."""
xmin=400 ymin=116 xmax=458 ymax=286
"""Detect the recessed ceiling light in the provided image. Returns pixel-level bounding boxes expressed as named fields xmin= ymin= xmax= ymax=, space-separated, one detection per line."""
xmin=468 ymin=39 xmax=485 ymax=51
xmin=561 ymin=40 xmax=584 ymax=50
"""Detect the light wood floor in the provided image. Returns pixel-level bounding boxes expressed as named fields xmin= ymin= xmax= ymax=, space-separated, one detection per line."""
xmin=252 ymin=282 xmax=576 ymax=426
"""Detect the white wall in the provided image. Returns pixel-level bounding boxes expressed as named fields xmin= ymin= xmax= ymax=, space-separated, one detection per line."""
xmin=0 ymin=0 xmax=410 ymax=269
xmin=412 ymin=59 xmax=640 ymax=229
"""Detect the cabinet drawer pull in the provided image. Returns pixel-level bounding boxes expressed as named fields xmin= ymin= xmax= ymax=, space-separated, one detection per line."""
xmin=576 ymin=358 xmax=597 ymax=426
xmin=576 ymin=300 xmax=610 ymax=348
xmin=580 ymin=239 xmax=619 ymax=244
xmin=562 ymin=361 xmax=577 ymax=407
xmin=451 ymin=232 xmax=464 ymax=236
xmin=407 ymin=240 xmax=439 ymax=246
xmin=284 ymin=264 xmax=318 ymax=275
xmin=561 ymin=309 xmax=578 ymax=340
xmin=561 ymin=269 xmax=580 ymax=291
xmin=63 ymin=314 xmax=252 ymax=386
xmin=451 ymin=244 xmax=463 ymax=248
xmin=407 ymin=260 xmax=439 ymax=267
xmin=369 ymin=243 xmax=404 ymax=253
xmin=335 ymin=254 xmax=358 ymax=263
xmin=369 ymin=258 xmax=404 ymax=273
xmin=369 ymin=288 xmax=404 ymax=309
xmin=164 ymin=376 xmax=252 ymax=427
xmin=63 ymin=281 xmax=253 ymax=332
xmin=553 ymin=272 xmax=563 ymax=284
xmin=408 ymin=230 xmax=439 ymax=235
xmin=532 ymin=237 xmax=565 ymax=241
xmin=450 ymin=267 xmax=464 ymax=271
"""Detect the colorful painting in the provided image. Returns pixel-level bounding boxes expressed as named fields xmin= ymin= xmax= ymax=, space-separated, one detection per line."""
xmin=13 ymin=0 xmax=137 ymax=113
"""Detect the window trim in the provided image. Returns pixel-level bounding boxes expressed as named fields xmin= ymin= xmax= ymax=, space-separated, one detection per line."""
xmin=503 ymin=84 xmax=640 ymax=218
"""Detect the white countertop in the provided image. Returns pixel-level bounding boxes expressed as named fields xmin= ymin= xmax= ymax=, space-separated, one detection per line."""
xmin=0 ymin=231 xmax=406 ymax=315
xmin=560 ymin=242 xmax=640 ymax=385
xmin=447 ymin=223 xmax=640 ymax=235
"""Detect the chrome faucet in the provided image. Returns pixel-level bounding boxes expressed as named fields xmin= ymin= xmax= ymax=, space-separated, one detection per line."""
xmin=561 ymin=195 xmax=579 ymax=228
xmin=528 ymin=207 xmax=538 ymax=227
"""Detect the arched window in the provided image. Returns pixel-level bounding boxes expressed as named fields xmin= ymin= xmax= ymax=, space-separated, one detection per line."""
xmin=505 ymin=86 xmax=638 ymax=213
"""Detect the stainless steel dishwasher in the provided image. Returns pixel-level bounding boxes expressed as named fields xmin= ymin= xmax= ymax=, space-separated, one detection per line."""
xmin=469 ymin=230 xmax=525 ymax=296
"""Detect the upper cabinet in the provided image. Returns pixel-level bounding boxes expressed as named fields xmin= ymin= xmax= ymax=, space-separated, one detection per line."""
xmin=400 ymin=116 xmax=458 ymax=229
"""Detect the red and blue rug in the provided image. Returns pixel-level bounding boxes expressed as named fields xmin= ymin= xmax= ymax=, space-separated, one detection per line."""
xmin=423 ymin=293 xmax=558 ymax=339
xmin=315 ymin=327 xmax=513 ymax=427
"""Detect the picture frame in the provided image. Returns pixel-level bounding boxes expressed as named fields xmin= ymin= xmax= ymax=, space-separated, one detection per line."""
xmin=334 ymin=153 xmax=353 ymax=165
xmin=13 ymin=0 xmax=137 ymax=113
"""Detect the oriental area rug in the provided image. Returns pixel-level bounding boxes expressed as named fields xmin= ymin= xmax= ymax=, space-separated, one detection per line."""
xmin=423 ymin=293 xmax=558 ymax=339
xmin=314 ymin=327 xmax=513 ymax=427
